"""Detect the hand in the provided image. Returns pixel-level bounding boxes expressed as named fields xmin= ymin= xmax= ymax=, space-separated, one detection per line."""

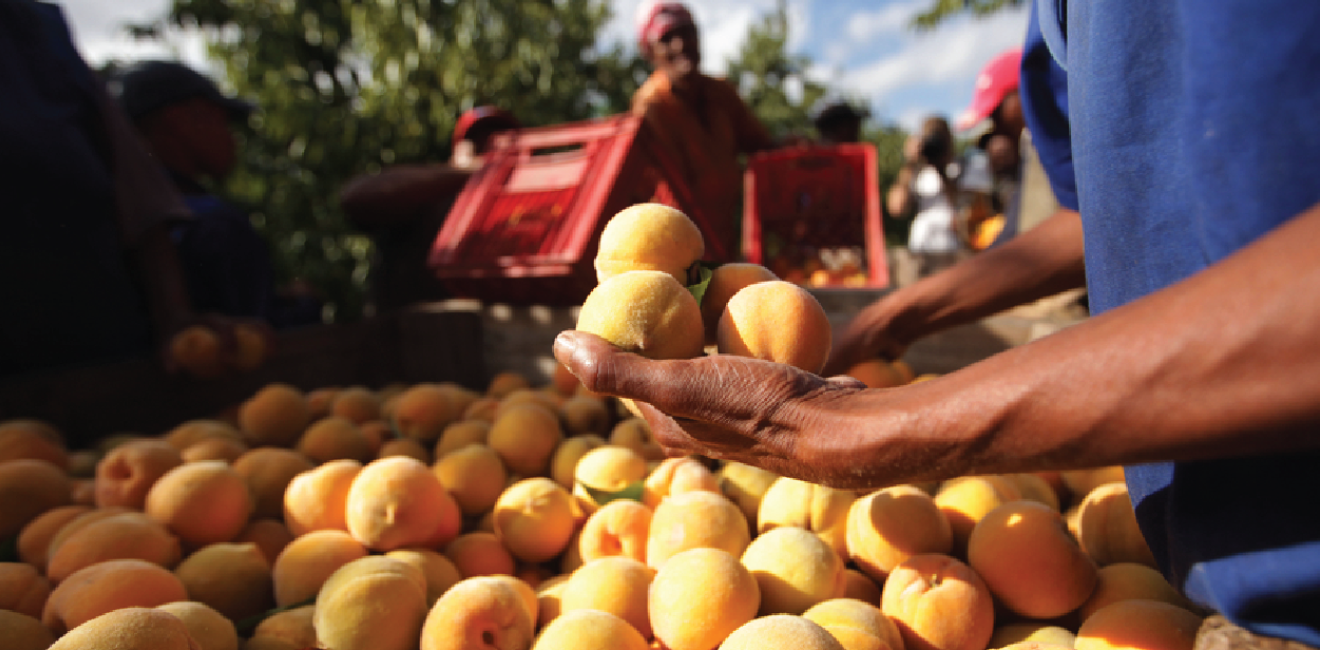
xmin=553 ymin=330 xmax=869 ymax=485
xmin=821 ymin=294 xmax=912 ymax=377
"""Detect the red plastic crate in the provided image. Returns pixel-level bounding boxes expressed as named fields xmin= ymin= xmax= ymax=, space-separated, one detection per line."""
xmin=742 ymin=144 xmax=889 ymax=288
xmin=428 ymin=115 xmax=729 ymax=305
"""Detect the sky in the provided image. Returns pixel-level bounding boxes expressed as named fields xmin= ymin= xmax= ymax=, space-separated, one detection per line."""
xmin=56 ymin=0 xmax=1030 ymax=132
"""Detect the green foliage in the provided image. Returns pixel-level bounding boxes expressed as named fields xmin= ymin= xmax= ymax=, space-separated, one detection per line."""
xmin=163 ymin=0 xmax=644 ymax=321
xmin=722 ymin=0 xmax=827 ymax=142
xmin=911 ymin=0 xmax=1026 ymax=31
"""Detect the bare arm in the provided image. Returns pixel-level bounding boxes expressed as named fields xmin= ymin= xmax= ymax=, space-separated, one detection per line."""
xmin=555 ymin=201 xmax=1320 ymax=489
xmin=339 ymin=164 xmax=473 ymax=230
xmin=823 ymin=206 xmax=1086 ymax=375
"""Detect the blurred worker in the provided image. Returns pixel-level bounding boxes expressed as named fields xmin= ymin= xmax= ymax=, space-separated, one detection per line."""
xmin=956 ymin=47 xmax=1061 ymax=248
xmin=886 ymin=115 xmax=964 ymax=284
xmin=116 ymin=60 xmax=320 ymax=329
xmin=631 ymin=1 xmax=778 ymax=258
xmin=811 ymin=99 xmax=869 ymax=145
xmin=553 ymin=0 xmax=1320 ymax=644
xmin=339 ymin=106 xmax=520 ymax=312
xmin=0 ymin=2 xmax=201 ymax=376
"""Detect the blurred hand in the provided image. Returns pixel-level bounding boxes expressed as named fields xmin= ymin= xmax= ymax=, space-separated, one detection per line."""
xmin=553 ymin=330 xmax=871 ymax=483
xmin=821 ymin=294 xmax=912 ymax=377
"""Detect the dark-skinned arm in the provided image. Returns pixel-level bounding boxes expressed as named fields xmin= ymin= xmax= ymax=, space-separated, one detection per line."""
xmin=555 ymin=201 xmax=1320 ymax=490
xmin=822 ymin=206 xmax=1086 ymax=375
xmin=339 ymin=164 xmax=473 ymax=231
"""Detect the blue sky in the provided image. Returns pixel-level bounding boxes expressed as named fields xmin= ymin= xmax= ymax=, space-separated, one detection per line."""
xmin=58 ymin=0 xmax=1031 ymax=132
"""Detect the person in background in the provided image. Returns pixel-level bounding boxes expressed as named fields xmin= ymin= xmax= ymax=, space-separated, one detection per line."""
xmin=886 ymin=115 xmax=963 ymax=285
xmin=1 ymin=1 xmax=201 ymax=376
xmin=811 ymin=100 xmax=869 ymax=145
xmin=957 ymin=47 xmax=1061 ymax=248
xmin=631 ymin=0 xmax=778 ymax=258
xmin=116 ymin=60 xmax=318 ymax=330
xmin=552 ymin=0 xmax=1320 ymax=644
xmin=339 ymin=106 xmax=520 ymax=313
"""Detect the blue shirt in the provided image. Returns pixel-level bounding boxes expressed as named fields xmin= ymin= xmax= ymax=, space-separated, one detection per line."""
xmin=1025 ymin=0 xmax=1320 ymax=643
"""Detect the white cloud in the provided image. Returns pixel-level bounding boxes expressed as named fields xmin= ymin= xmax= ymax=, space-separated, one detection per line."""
xmin=845 ymin=0 xmax=925 ymax=44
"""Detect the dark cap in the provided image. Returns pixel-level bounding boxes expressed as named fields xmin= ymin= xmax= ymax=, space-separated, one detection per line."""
xmin=811 ymin=100 xmax=871 ymax=130
xmin=115 ymin=60 xmax=255 ymax=122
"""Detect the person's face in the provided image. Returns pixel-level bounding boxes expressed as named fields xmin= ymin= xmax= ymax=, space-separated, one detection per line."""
xmin=174 ymin=97 xmax=238 ymax=179
xmin=984 ymin=133 xmax=1018 ymax=175
xmin=650 ymin=22 xmax=701 ymax=84
xmin=991 ymin=90 xmax=1025 ymax=142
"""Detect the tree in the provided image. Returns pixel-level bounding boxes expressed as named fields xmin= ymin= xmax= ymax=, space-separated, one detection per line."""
xmin=148 ymin=0 xmax=643 ymax=321
xmin=911 ymin=0 xmax=1026 ymax=31
xmin=722 ymin=0 xmax=827 ymax=142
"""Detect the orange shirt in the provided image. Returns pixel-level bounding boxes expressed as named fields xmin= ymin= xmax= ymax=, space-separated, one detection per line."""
xmin=632 ymin=70 xmax=774 ymax=257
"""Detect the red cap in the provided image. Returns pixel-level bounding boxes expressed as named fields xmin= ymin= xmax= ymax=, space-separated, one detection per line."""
xmin=452 ymin=106 xmax=520 ymax=154
xmin=636 ymin=2 xmax=695 ymax=59
xmin=956 ymin=48 xmax=1022 ymax=132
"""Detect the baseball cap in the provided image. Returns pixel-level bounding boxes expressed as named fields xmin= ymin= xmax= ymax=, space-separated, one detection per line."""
xmin=115 ymin=60 xmax=255 ymax=122
xmin=956 ymin=48 xmax=1022 ymax=132
xmin=635 ymin=1 xmax=695 ymax=58
xmin=452 ymin=106 xmax=520 ymax=154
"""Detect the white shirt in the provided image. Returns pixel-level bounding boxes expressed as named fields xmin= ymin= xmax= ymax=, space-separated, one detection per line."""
xmin=906 ymin=165 xmax=960 ymax=253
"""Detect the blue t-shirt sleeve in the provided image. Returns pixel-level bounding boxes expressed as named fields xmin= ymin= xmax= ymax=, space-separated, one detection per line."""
xmin=1020 ymin=0 xmax=1078 ymax=211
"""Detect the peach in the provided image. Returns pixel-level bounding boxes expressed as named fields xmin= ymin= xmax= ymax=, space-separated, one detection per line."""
xmin=743 ymin=526 xmax=848 ymax=615
xmin=313 ymin=556 xmax=429 ymax=650
xmin=493 ymin=478 xmax=577 ymax=563
xmin=232 ymin=447 xmax=316 ymax=520
xmin=0 ymin=609 xmax=55 ymax=650
xmin=47 ymin=511 xmax=182 ymax=583
xmin=42 ymin=559 xmax=188 ymax=635
xmin=759 ymin=476 xmax=856 ymax=559
xmin=572 ymin=444 xmax=648 ymax=506
xmin=843 ymin=569 xmax=884 ymax=605
xmin=233 ymin=518 xmax=294 ymax=565
xmin=345 ymin=456 xmax=461 ymax=551
xmin=803 ymin=598 xmax=904 ymax=650
xmin=535 ymin=608 xmax=651 ymax=650
xmin=558 ymin=395 xmax=611 ymax=437
xmin=378 ymin=436 xmax=431 ymax=463
xmin=496 ymin=388 xmax=563 ymax=419
xmin=145 ymin=460 xmax=252 ymax=548
xmin=306 ymin=387 xmax=340 ymax=421
xmin=650 ymin=547 xmax=761 ymax=650
xmin=487 ymin=402 xmax=563 ymax=478
xmin=283 ymin=459 xmax=362 ymax=536
xmin=174 ymin=542 xmax=274 ymax=622
xmin=164 ymin=419 xmax=243 ymax=452
xmin=230 ymin=321 xmax=271 ymax=371
xmin=646 ymin=489 xmax=751 ymax=568
xmin=967 ymin=500 xmax=1097 ymax=619
xmin=394 ymin=383 xmax=467 ymax=444
xmin=296 ymin=416 xmax=373 ymax=464
xmin=249 ymin=605 xmax=317 ymax=649
xmin=879 ymin=554 xmax=995 ymax=650
xmin=699 ymin=262 xmax=778 ymax=345
xmin=67 ymin=449 xmax=99 ymax=478
xmin=272 ymin=529 xmax=368 ymax=607
xmin=1076 ymin=482 xmax=1157 ymax=568
xmin=847 ymin=485 xmax=953 ymax=582
xmin=0 ymin=458 xmax=72 ymax=539
xmin=1074 ymin=600 xmax=1203 ymax=650
xmin=434 ymin=444 xmax=509 ymax=516
xmin=486 ymin=371 xmax=531 ymax=399
xmin=1078 ymin=563 xmax=1198 ymax=622
xmin=444 ymin=531 xmax=516 ymax=578
xmin=989 ymin=624 xmax=1077 ymax=649
xmin=594 ymin=202 xmax=705 ymax=285
xmin=718 ymin=461 xmax=780 ymax=529
xmin=1062 ymin=467 xmax=1126 ymax=504
xmin=578 ymin=499 xmax=652 ymax=564
xmin=718 ymin=280 xmax=833 ymax=374
xmin=609 ymin=417 xmax=666 ymax=461
xmin=386 ymin=548 xmax=463 ymax=606
xmin=238 ymin=383 xmax=311 ymax=448
xmin=0 ymin=420 xmax=68 ymax=469
xmin=1005 ymin=473 xmax=1062 ymax=512
xmin=181 ymin=436 xmax=249 ymax=464
xmin=720 ymin=614 xmax=847 ymax=650
xmin=561 ymin=556 xmax=656 ymax=638
xmin=536 ymin=574 xmax=571 ymax=630
xmin=576 ymin=269 xmax=706 ymax=363
xmin=420 ymin=575 xmax=537 ymax=650
xmin=16 ymin=504 xmax=90 ymax=571
xmin=933 ymin=475 xmax=1022 ymax=558
xmin=171 ymin=324 xmax=227 ymax=379
xmin=156 ymin=600 xmax=239 ymax=650
xmin=642 ymin=456 xmax=720 ymax=508
xmin=550 ymin=434 xmax=605 ymax=490
xmin=331 ymin=386 xmax=383 ymax=424
xmin=461 ymin=397 xmax=501 ymax=424
xmin=0 ymin=562 xmax=51 ymax=618
xmin=49 ymin=607 xmax=202 ymax=650
xmin=434 ymin=419 xmax=492 ymax=457
xmin=551 ymin=361 xmax=581 ymax=397
xmin=43 ymin=506 xmax=134 ymax=566
xmin=845 ymin=359 xmax=908 ymax=389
